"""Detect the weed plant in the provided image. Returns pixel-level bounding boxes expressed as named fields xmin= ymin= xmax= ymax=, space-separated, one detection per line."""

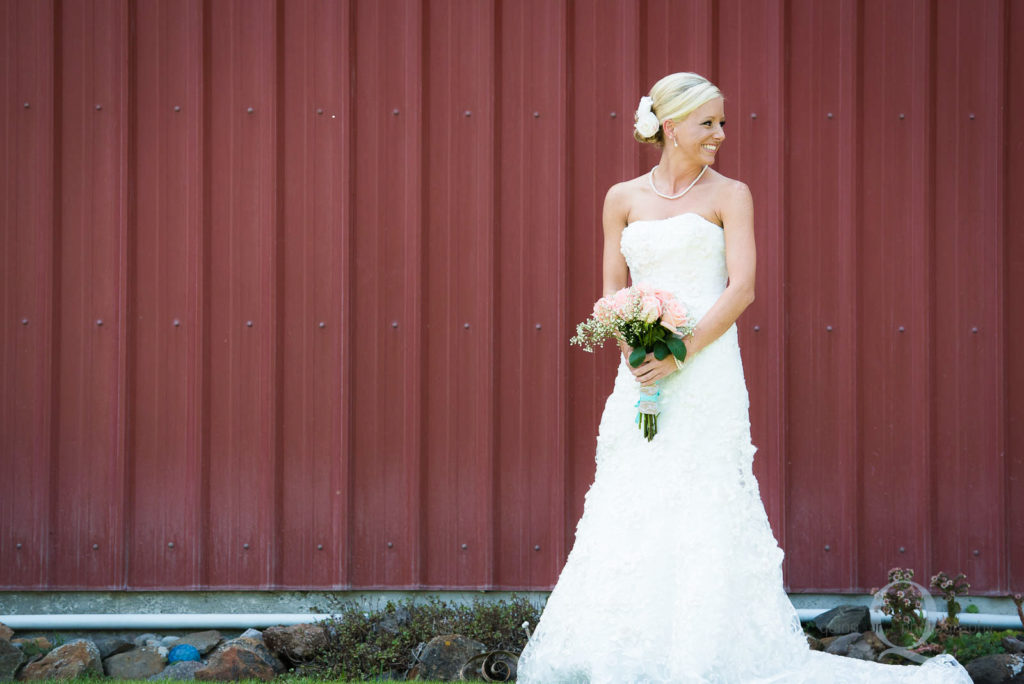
xmin=940 ymin=628 xmax=1018 ymax=665
xmin=294 ymin=594 xmax=540 ymax=681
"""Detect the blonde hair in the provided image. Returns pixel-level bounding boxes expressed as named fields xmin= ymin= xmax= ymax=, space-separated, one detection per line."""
xmin=633 ymin=72 xmax=723 ymax=146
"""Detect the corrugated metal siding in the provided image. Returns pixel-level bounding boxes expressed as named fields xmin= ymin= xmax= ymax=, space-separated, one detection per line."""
xmin=1 ymin=0 xmax=1020 ymax=594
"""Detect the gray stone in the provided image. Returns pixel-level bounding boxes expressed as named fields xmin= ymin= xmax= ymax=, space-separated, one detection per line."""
xmin=93 ymin=634 xmax=133 ymax=659
xmin=18 ymin=638 xmax=103 ymax=681
xmin=150 ymin=660 xmax=205 ymax=680
xmin=177 ymin=631 xmax=222 ymax=656
xmin=1004 ymin=636 xmax=1024 ymax=654
xmin=843 ymin=633 xmax=878 ymax=662
xmin=373 ymin=605 xmax=412 ymax=635
xmin=409 ymin=634 xmax=487 ymax=681
xmin=238 ymin=628 xmax=262 ymax=640
xmin=0 ymin=625 xmax=12 ymax=641
xmin=821 ymin=630 xmax=885 ymax=662
xmin=135 ymin=633 xmax=160 ymax=648
xmin=812 ymin=604 xmax=870 ymax=635
xmin=161 ymin=636 xmax=181 ymax=647
xmin=105 ymin=647 xmax=168 ymax=679
xmin=262 ymin=624 xmax=327 ymax=663
xmin=0 ymin=638 xmax=25 ymax=682
xmin=824 ymin=632 xmax=863 ymax=657
xmin=964 ymin=653 xmax=1024 ymax=684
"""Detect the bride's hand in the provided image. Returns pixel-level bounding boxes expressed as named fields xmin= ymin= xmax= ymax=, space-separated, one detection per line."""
xmin=631 ymin=353 xmax=678 ymax=387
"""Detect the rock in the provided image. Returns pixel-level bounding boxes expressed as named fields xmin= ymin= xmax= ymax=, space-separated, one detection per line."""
xmin=844 ymin=633 xmax=879 ymax=662
xmin=195 ymin=646 xmax=277 ymax=681
xmin=10 ymin=638 xmax=51 ymax=656
xmin=409 ymin=634 xmax=487 ymax=681
xmin=160 ymin=636 xmax=180 ymax=647
xmin=18 ymin=639 xmax=103 ymax=681
xmin=964 ymin=653 xmax=1024 ymax=684
xmin=262 ymin=624 xmax=327 ymax=663
xmin=374 ymin=606 xmax=412 ymax=635
xmin=150 ymin=660 xmax=205 ymax=681
xmin=824 ymin=632 xmax=861 ymax=656
xmin=104 ymin=646 xmax=168 ymax=679
xmin=0 ymin=639 xmax=25 ymax=681
xmin=818 ymin=636 xmax=838 ymax=650
xmin=861 ymin=630 xmax=887 ymax=654
xmin=93 ymin=635 xmax=133 ymax=659
xmin=194 ymin=634 xmax=283 ymax=681
xmin=1004 ymin=636 xmax=1024 ymax=655
xmin=168 ymin=644 xmax=201 ymax=663
xmin=0 ymin=625 xmax=12 ymax=641
xmin=812 ymin=605 xmax=870 ymax=635
xmin=823 ymin=631 xmax=881 ymax=661
xmin=134 ymin=633 xmax=160 ymax=648
xmin=178 ymin=631 xmax=222 ymax=656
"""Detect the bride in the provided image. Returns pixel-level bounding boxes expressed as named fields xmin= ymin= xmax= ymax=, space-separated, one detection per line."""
xmin=515 ymin=73 xmax=971 ymax=683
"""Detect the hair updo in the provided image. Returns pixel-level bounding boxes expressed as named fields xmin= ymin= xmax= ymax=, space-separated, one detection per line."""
xmin=633 ymin=72 xmax=723 ymax=146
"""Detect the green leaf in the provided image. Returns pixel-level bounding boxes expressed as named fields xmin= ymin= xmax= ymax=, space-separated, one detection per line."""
xmin=629 ymin=346 xmax=647 ymax=368
xmin=666 ymin=335 xmax=687 ymax=362
xmin=653 ymin=340 xmax=669 ymax=360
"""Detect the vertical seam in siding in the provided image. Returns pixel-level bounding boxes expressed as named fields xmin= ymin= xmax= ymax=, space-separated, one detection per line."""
xmin=998 ymin=0 xmax=1010 ymax=592
xmin=340 ymin=0 xmax=355 ymax=590
xmin=122 ymin=0 xmax=139 ymax=590
xmin=710 ymin=0 xmax=719 ymax=83
xmin=852 ymin=0 xmax=865 ymax=590
xmin=488 ymin=0 xmax=502 ymax=590
xmin=779 ymin=0 xmax=790 ymax=586
xmin=272 ymin=0 xmax=286 ymax=589
xmin=199 ymin=0 xmax=213 ymax=589
xmin=415 ymin=0 xmax=430 ymax=589
xmin=926 ymin=0 xmax=938 ymax=581
xmin=47 ymin=0 xmax=64 ymax=589
xmin=1003 ymin=0 xmax=1011 ymax=593
xmin=559 ymin=0 xmax=574 ymax=574
xmin=556 ymin=0 xmax=571 ymax=589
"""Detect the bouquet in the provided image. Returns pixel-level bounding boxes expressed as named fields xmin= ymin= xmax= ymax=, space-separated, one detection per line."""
xmin=570 ymin=284 xmax=695 ymax=441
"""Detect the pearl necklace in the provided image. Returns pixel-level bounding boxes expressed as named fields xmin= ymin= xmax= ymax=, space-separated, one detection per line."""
xmin=649 ymin=164 xmax=708 ymax=200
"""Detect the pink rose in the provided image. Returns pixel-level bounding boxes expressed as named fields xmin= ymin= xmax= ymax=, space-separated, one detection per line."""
xmin=660 ymin=298 xmax=690 ymax=333
xmin=611 ymin=287 xmax=632 ymax=313
xmin=639 ymin=295 xmax=661 ymax=323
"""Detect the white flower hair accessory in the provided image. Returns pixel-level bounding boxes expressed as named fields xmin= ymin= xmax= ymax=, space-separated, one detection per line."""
xmin=634 ymin=96 xmax=660 ymax=138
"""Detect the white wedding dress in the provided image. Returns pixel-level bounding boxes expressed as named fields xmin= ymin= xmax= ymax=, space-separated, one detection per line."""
xmin=516 ymin=213 xmax=971 ymax=683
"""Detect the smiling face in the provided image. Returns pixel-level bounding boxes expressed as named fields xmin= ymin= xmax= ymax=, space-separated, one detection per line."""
xmin=663 ymin=97 xmax=726 ymax=164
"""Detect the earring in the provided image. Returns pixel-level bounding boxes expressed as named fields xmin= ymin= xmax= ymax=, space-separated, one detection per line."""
xmin=672 ymin=137 xmax=678 ymax=148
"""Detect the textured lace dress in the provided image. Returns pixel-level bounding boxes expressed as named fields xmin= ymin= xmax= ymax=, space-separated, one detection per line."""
xmin=515 ymin=213 xmax=971 ymax=683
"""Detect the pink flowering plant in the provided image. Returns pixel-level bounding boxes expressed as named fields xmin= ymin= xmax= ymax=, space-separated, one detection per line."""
xmin=570 ymin=284 xmax=695 ymax=441
xmin=870 ymin=567 xmax=926 ymax=646
xmin=930 ymin=571 xmax=970 ymax=633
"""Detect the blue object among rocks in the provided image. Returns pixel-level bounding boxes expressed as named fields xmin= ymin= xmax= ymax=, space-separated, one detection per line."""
xmin=167 ymin=643 xmax=201 ymax=663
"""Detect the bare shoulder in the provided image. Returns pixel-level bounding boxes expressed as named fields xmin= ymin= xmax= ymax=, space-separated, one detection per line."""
xmin=603 ymin=178 xmax=641 ymax=229
xmin=710 ymin=173 xmax=753 ymax=226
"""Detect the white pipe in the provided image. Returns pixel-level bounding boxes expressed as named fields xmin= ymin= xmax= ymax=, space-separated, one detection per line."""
xmin=0 ymin=614 xmax=332 ymax=631
xmin=0 ymin=610 xmax=1019 ymax=632
xmin=795 ymin=608 xmax=1022 ymax=630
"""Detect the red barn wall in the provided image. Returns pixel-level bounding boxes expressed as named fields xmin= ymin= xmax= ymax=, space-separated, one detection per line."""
xmin=1 ymin=0 xmax=1021 ymax=595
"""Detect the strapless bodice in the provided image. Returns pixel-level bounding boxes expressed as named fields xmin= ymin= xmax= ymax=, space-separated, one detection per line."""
xmin=620 ymin=212 xmax=726 ymax=319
